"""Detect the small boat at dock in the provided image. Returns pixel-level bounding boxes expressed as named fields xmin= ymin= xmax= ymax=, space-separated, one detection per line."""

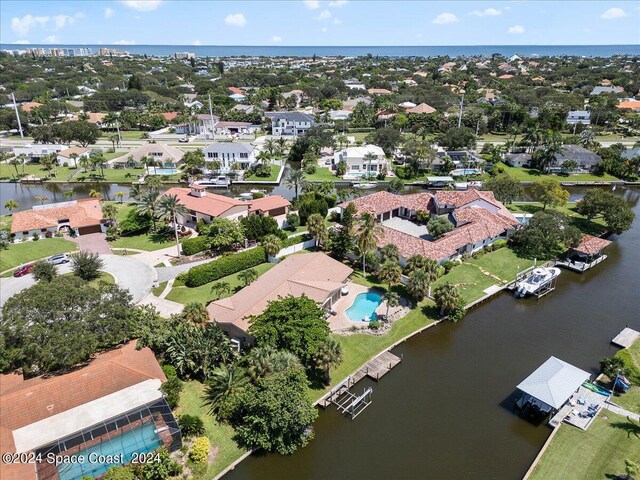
xmin=514 ymin=267 xmax=561 ymax=298
xmin=352 ymin=181 xmax=378 ymax=190
xmin=193 ymin=176 xmax=231 ymax=187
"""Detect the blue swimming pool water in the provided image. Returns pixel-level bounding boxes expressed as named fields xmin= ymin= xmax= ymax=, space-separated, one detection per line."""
xmin=450 ymin=168 xmax=481 ymax=176
xmin=57 ymin=423 xmax=162 ymax=480
xmin=346 ymin=291 xmax=383 ymax=322
xmin=147 ymin=167 xmax=178 ymax=175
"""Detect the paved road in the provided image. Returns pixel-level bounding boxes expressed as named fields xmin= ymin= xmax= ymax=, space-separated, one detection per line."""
xmin=0 ymin=254 xmax=155 ymax=306
xmin=155 ymin=257 xmax=213 ymax=283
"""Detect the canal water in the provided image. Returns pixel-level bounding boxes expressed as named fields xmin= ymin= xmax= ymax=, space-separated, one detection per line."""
xmin=226 ymin=187 xmax=640 ymax=480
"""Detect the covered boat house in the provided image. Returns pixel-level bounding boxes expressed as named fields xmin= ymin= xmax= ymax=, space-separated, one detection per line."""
xmin=557 ymin=234 xmax=612 ymax=272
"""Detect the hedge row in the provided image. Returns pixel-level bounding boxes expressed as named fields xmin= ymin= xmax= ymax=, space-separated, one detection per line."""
xmin=185 ymin=247 xmax=266 ymax=287
xmin=182 ymin=236 xmax=211 ymax=256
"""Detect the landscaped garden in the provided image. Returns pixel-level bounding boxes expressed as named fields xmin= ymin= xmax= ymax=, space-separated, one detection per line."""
xmin=243 ymin=164 xmax=282 ymax=182
xmin=496 ymin=162 xmax=621 ymax=183
xmin=0 ymin=238 xmax=78 ymax=272
xmin=107 ymin=203 xmax=179 ymax=251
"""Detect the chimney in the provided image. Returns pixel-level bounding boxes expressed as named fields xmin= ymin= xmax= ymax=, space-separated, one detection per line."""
xmin=189 ymin=184 xmax=206 ymax=197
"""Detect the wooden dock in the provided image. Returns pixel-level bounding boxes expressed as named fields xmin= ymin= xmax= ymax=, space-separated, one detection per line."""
xmin=612 ymin=327 xmax=640 ymax=348
xmin=351 ymin=351 xmax=402 ymax=384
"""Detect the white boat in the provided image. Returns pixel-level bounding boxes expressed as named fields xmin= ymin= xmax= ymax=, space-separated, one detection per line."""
xmin=514 ymin=267 xmax=561 ymax=298
xmin=352 ymin=181 xmax=378 ymax=190
xmin=193 ymin=176 xmax=231 ymax=187
xmin=239 ymin=192 xmax=254 ymax=199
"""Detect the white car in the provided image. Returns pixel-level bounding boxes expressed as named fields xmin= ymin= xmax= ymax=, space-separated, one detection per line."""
xmin=47 ymin=254 xmax=70 ymax=265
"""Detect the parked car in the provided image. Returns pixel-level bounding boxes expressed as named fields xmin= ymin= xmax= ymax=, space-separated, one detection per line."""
xmin=178 ymin=137 xmax=189 ymax=143
xmin=47 ymin=254 xmax=70 ymax=265
xmin=13 ymin=264 xmax=34 ymax=277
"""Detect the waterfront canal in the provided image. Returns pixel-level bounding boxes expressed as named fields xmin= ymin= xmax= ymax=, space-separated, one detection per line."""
xmin=226 ymin=188 xmax=640 ymax=480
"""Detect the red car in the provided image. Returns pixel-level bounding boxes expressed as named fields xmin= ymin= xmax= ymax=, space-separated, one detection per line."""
xmin=13 ymin=264 xmax=34 ymax=277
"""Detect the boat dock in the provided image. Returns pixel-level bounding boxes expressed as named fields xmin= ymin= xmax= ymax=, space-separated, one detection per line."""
xmin=505 ymin=261 xmax=559 ymax=298
xmin=548 ymin=385 xmax=608 ymax=431
xmin=351 ymin=351 xmax=402 ymax=383
xmin=612 ymin=327 xmax=640 ymax=348
xmin=556 ymin=255 xmax=607 ymax=272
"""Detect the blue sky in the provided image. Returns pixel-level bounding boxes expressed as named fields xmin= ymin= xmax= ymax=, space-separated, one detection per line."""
xmin=1 ymin=1 xmax=639 ymax=46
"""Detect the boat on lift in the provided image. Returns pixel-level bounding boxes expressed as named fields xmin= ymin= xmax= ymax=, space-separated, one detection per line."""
xmin=352 ymin=181 xmax=378 ymax=190
xmin=193 ymin=176 xmax=231 ymax=187
xmin=514 ymin=267 xmax=561 ymax=298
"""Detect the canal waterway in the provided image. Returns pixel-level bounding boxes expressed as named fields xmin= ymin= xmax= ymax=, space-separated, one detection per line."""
xmin=226 ymin=187 xmax=640 ymax=480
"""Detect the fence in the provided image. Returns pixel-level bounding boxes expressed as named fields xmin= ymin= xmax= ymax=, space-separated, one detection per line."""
xmin=268 ymin=238 xmax=316 ymax=262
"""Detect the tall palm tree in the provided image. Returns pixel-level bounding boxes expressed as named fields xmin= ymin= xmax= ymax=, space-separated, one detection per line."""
xmin=336 ymin=134 xmax=348 ymax=149
xmin=434 ymin=281 xmax=462 ymax=315
xmin=136 ymin=190 xmax=160 ymax=230
xmin=237 ymin=268 xmax=258 ymax=287
xmin=203 ymin=364 xmax=249 ymax=420
xmin=68 ymin=152 xmax=79 ymax=169
xmin=16 ymin=154 xmax=27 ymax=175
xmin=108 ymin=133 xmax=119 ymax=152
xmin=210 ymin=281 xmax=231 ymax=299
xmin=115 ymin=191 xmax=125 ymax=203
xmin=181 ymin=302 xmax=209 ymax=329
xmin=79 ymin=155 xmax=91 ymax=173
xmin=261 ymin=234 xmax=282 ymax=257
xmin=245 ymin=345 xmax=277 ymax=381
xmin=39 ymin=154 xmax=56 ymax=178
xmin=363 ymin=151 xmax=377 ymax=179
xmin=145 ymin=174 xmax=162 ymax=194
xmin=9 ymin=157 xmax=21 ymax=178
xmin=383 ymin=291 xmax=400 ymax=320
xmin=284 ymin=168 xmax=305 ymax=202
xmin=378 ymin=261 xmax=402 ymax=289
xmin=275 ymin=137 xmax=288 ymax=155
xmin=144 ymin=155 xmax=158 ymax=175
xmin=4 ymin=199 xmax=19 ymax=212
xmin=407 ymin=269 xmax=430 ymax=301
xmin=306 ymin=213 xmax=328 ymax=248
xmin=312 ymin=337 xmax=343 ymax=384
xmin=101 ymin=203 xmax=118 ymax=225
xmin=379 ymin=244 xmax=399 ymax=263
xmin=355 ymin=212 xmax=383 ymax=274
xmin=158 ymin=194 xmax=188 ymax=258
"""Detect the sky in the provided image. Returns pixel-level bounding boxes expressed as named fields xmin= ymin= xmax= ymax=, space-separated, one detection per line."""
xmin=1 ymin=0 xmax=639 ymax=46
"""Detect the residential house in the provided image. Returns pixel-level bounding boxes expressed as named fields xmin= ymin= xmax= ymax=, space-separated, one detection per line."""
xmin=110 ymin=143 xmax=185 ymax=169
xmin=204 ymin=141 xmax=257 ymax=172
xmin=328 ymin=109 xmax=352 ymax=121
xmin=344 ymin=79 xmax=366 ymax=90
xmin=590 ymin=86 xmax=624 ymax=96
xmin=342 ymin=96 xmax=372 ymax=111
xmin=163 ymin=185 xmax=250 ymax=225
xmin=566 ymin=110 xmax=591 ymax=125
xmin=207 ymin=252 xmax=353 ymax=345
xmin=334 ymin=144 xmax=389 ymax=178
xmin=504 ymin=152 xmax=531 ymax=168
xmin=0 ymin=341 xmax=180 ymax=480
xmin=10 ymin=198 xmax=106 ymax=239
xmin=398 ymin=101 xmax=417 ymax=111
xmin=339 ymin=189 xmax=519 ymax=265
xmin=13 ymin=144 xmax=66 ymax=163
xmin=197 ymin=113 xmax=221 ymax=138
xmin=616 ymin=99 xmax=640 ymax=111
xmin=231 ymin=104 xmax=259 ymax=115
xmin=406 ymin=103 xmax=437 ymax=114
xmin=248 ymin=196 xmax=292 ymax=226
xmin=367 ymin=88 xmax=392 ymax=96
xmin=56 ymin=146 xmax=90 ymax=166
xmin=20 ymin=101 xmax=43 ymax=112
xmin=213 ymin=121 xmax=257 ymax=136
xmin=85 ymin=112 xmax=107 ymax=128
xmin=550 ymin=144 xmax=602 ymax=172
xmin=265 ymin=111 xmax=315 ymax=137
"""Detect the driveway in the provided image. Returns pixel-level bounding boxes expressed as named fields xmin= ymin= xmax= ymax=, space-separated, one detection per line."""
xmin=71 ymin=233 xmax=112 ymax=254
xmin=0 ymin=254 xmax=155 ymax=307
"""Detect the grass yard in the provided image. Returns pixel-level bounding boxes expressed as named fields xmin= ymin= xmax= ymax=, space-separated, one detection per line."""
xmin=176 ymin=381 xmax=245 ymax=479
xmin=245 ymin=164 xmax=281 ymax=182
xmin=109 ymin=232 xmax=175 ymax=251
xmin=432 ymin=263 xmax=496 ymax=305
xmin=119 ymin=130 xmax=147 ymax=140
xmin=497 ymin=162 xmax=620 ymax=183
xmin=467 ymin=247 xmax=535 ymax=281
xmin=528 ymin=412 xmax=639 ymax=480
xmin=612 ymin=386 xmax=640 ymax=413
xmin=304 ymin=167 xmax=339 ymax=182
xmin=166 ymin=262 xmax=275 ymax=305
xmin=507 ymin=202 xmax=607 ymax=236
xmin=0 ymin=163 xmax=62 ymax=181
xmin=152 ymin=281 xmax=168 ymax=297
xmin=0 ymin=238 xmax=78 ymax=272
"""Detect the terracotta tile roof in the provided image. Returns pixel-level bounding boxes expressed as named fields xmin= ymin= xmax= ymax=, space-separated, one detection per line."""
xmin=248 ymin=195 xmax=291 ymax=214
xmin=163 ymin=187 xmax=248 ymax=218
xmin=406 ymin=103 xmax=437 ymax=114
xmin=160 ymin=111 xmax=179 ymax=121
xmin=435 ymin=189 xmax=517 ymax=221
xmin=0 ymin=341 xmax=165 ymax=479
xmin=207 ymin=253 xmax=353 ymax=332
xmin=498 ymin=74 xmax=515 ymax=79
xmin=11 ymin=199 xmax=103 ymax=233
xmin=616 ymin=100 xmax=640 ymax=111
xmin=57 ymin=146 xmax=89 ymax=158
xmin=339 ymin=191 xmax=407 ymax=216
xmin=367 ymin=88 xmax=392 ymax=95
xmin=572 ymin=234 xmax=612 ymax=255
xmin=20 ymin=102 xmax=42 ymax=112
xmin=86 ymin=112 xmax=106 ymax=123
xmin=228 ymin=87 xmax=245 ymax=95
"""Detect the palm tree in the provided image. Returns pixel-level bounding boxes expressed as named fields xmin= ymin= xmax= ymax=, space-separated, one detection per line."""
xmin=355 ymin=212 xmax=383 ymax=274
xmin=68 ymin=152 xmax=79 ymax=169
xmin=136 ymin=190 xmax=160 ymax=229
xmin=101 ymin=203 xmax=118 ymax=225
xmin=363 ymin=151 xmax=377 ymax=179
xmin=210 ymin=281 xmax=231 ymax=299
xmin=158 ymin=194 xmax=187 ymax=258
xmin=245 ymin=345 xmax=277 ymax=381
xmin=181 ymin=302 xmax=209 ymax=329
xmin=306 ymin=213 xmax=328 ymax=248
xmin=108 ymin=133 xmax=119 ymax=152
xmin=383 ymin=290 xmax=400 ymax=320
xmin=336 ymin=134 xmax=348 ymax=149
xmin=270 ymin=350 xmax=302 ymax=373
xmin=4 ymin=199 xmax=19 ymax=212
xmin=9 ymin=157 xmax=21 ymax=178
xmin=522 ymin=124 xmax=542 ymax=153
xmin=261 ymin=234 xmax=282 ymax=257
xmin=407 ymin=269 xmax=430 ymax=301
xmin=312 ymin=337 xmax=343 ymax=384
xmin=90 ymin=151 xmax=106 ymax=179
xmin=203 ymin=364 xmax=249 ymax=420
xmin=378 ymin=260 xmax=402 ymax=289
xmin=89 ymin=189 xmax=101 ymax=198
xmin=379 ymin=243 xmax=399 ymax=263
xmin=433 ymin=281 xmax=462 ymax=315
xmin=256 ymin=149 xmax=271 ymax=166
xmin=129 ymin=183 xmax=142 ymax=201
xmin=275 ymin=137 xmax=288 ymax=155
xmin=78 ymin=155 xmax=91 ymax=173
xmin=145 ymin=174 xmax=162 ymax=194
xmin=115 ymin=191 xmax=125 ymax=203
xmin=63 ymin=190 xmax=74 ymax=200
xmin=144 ymin=155 xmax=158 ymax=175
xmin=237 ymin=268 xmax=258 ymax=287
xmin=39 ymin=154 xmax=56 ymax=178
xmin=34 ymin=195 xmax=48 ymax=205
xmin=284 ymin=168 xmax=306 ymax=202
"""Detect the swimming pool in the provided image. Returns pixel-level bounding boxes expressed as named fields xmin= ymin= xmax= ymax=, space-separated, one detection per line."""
xmin=450 ymin=168 xmax=482 ymax=177
xmin=57 ymin=422 xmax=162 ymax=480
xmin=147 ymin=167 xmax=178 ymax=175
xmin=346 ymin=291 xmax=383 ymax=322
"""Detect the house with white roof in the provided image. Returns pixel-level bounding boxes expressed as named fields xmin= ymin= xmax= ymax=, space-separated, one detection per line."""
xmin=13 ymin=144 xmax=66 ymax=163
xmin=334 ymin=144 xmax=389 ymax=178
xmin=566 ymin=110 xmax=591 ymax=126
xmin=265 ymin=112 xmax=315 ymax=137
xmin=110 ymin=143 xmax=185 ymax=169
xmin=204 ymin=141 xmax=257 ymax=172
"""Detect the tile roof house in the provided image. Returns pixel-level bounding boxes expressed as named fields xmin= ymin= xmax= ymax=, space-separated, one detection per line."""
xmin=367 ymin=88 xmax=392 ymax=95
xmin=110 ymin=143 xmax=185 ymax=168
xmin=163 ymin=185 xmax=250 ymax=224
xmin=207 ymin=252 xmax=353 ymax=344
xmin=406 ymin=103 xmax=437 ymax=114
xmin=616 ymin=99 xmax=640 ymax=111
xmin=248 ymin=195 xmax=291 ymax=217
xmin=56 ymin=146 xmax=90 ymax=165
xmin=10 ymin=198 xmax=106 ymax=239
xmin=20 ymin=101 xmax=43 ymax=112
xmin=340 ymin=190 xmax=519 ymax=264
xmin=0 ymin=341 xmax=180 ymax=480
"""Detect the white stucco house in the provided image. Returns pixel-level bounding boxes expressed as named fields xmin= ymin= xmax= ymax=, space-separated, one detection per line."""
xmin=334 ymin=144 xmax=389 ymax=178
xmin=265 ymin=112 xmax=315 ymax=137
xmin=204 ymin=142 xmax=257 ymax=172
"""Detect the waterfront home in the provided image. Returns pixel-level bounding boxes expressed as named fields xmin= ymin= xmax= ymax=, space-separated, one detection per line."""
xmin=0 ymin=341 xmax=181 ymax=480
xmin=10 ymin=198 xmax=106 ymax=239
xmin=207 ymin=252 xmax=353 ymax=345
xmin=204 ymin=141 xmax=257 ymax=172
xmin=12 ymin=144 xmax=66 ymax=163
xmin=334 ymin=144 xmax=389 ymax=178
xmin=213 ymin=121 xmax=257 ymax=136
xmin=163 ymin=185 xmax=250 ymax=225
xmin=339 ymin=189 xmax=519 ymax=265
xmin=248 ymin=195 xmax=291 ymax=220
xmin=550 ymin=145 xmax=602 ymax=172
xmin=265 ymin=111 xmax=315 ymax=137
xmin=56 ymin=146 xmax=90 ymax=165
xmin=110 ymin=143 xmax=185 ymax=169
xmin=504 ymin=152 xmax=531 ymax=168
xmin=566 ymin=110 xmax=591 ymax=126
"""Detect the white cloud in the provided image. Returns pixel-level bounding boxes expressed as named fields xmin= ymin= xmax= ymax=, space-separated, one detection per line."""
xmin=333 ymin=17 xmax=341 ymax=24
xmin=304 ymin=0 xmax=320 ymax=9
xmin=600 ymin=7 xmax=627 ymax=20
xmin=13 ymin=39 xmax=31 ymax=44
xmin=43 ymin=35 xmax=59 ymax=43
xmin=193 ymin=40 xmax=202 ymax=45
xmin=504 ymin=6 xmax=511 ymax=11
xmin=52 ymin=14 xmax=76 ymax=29
xmin=508 ymin=25 xmax=525 ymax=34
xmin=119 ymin=1 xmax=162 ymax=11
xmin=328 ymin=0 xmax=348 ymax=6
xmin=113 ymin=39 xmax=136 ymax=44
xmin=321 ymin=27 xmax=328 ymax=32
xmin=225 ymin=13 xmax=246 ymax=27
xmin=316 ymin=9 xmax=332 ymax=20
xmin=11 ymin=15 xmax=49 ymax=36
xmin=104 ymin=7 xmax=115 ymax=18
xmin=271 ymin=35 xmax=282 ymax=42
xmin=432 ymin=12 xmax=459 ymax=24
xmin=470 ymin=8 xmax=501 ymax=17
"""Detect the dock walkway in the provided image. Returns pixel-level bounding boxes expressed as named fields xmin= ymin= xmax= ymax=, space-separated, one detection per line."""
xmin=612 ymin=327 xmax=640 ymax=348
xmin=351 ymin=351 xmax=402 ymax=384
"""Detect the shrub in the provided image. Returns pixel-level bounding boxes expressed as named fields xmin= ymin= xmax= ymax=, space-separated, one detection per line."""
xmin=285 ymin=213 xmax=300 ymax=230
xmin=45 ymin=231 xmax=53 ymax=238
xmin=141 ymin=448 xmax=181 ymax=479
xmin=32 ymin=233 xmax=40 ymax=241
xmin=298 ymin=198 xmax=329 ymax=225
xmin=305 ymin=163 xmax=317 ymax=174
xmin=442 ymin=260 xmax=456 ymax=273
xmin=492 ymin=239 xmax=507 ymax=250
xmin=103 ymin=466 xmax=135 ymax=480
xmin=32 ymin=261 xmax=57 ymax=282
xmin=162 ymin=364 xmax=177 ymax=379
xmin=471 ymin=250 xmax=484 ymax=259
xmin=188 ymin=437 xmax=210 ymax=464
xmin=160 ymin=376 xmax=183 ymax=408
xmin=182 ymin=236 xmax=211 ymax=256
xmin=71 ymin=251 xmax=104 ymax=281
xmin=185 ymin=247 xmax=266 ymax=287
xmin=178 ymin=415 xmax=205 ymax=438
xmin=106 ymin=226 xmax=119 ymax=241
xmin=369 ymin=320 xmax=381 ymax=330
xmin=416 ymin=210 xmax=430 ymax=224
xmin=119 ymin=209 xmax=151 ymax=235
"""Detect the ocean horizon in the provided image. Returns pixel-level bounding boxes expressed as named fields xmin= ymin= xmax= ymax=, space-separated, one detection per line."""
xmin=2 ymin=44 xmax=639 ymax=58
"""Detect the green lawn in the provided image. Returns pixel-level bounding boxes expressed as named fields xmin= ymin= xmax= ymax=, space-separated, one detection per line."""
xmin=244 ymin=164 xmax=281 ymax=182
xmin=176 ymin=381 xmax=245 ymax=479
xmin=497 ymin=162 xmax=620 ymax=183
xmin=109 ymin=232 xmax=175 ymax=251
xmin=528 ymin=412 xmax=639 ymax=480
xmin=0 ymin=238 xmax=78 ymax=272
xmin=467 ymin=247 xmax=535 ymax=281
xmin=152 ymin=281 xmax=168 ymax=297
xmin=304 ymin=167 xmax=339 ymax=182
xmin=166 ymin=263 xmax=275 ymax=305
xmin=612 ymin=386 xmax=640 ymax=412
xmin=507 ymin=202 xmax=607 ymax=236
xmin=119 ymin=130 xmax=147 ymax=139
xmin=0 ymin=163 xmax=71 ymax=181
xmin=432 ymin=263 xmax=496 ymax=305
xmin=103 ymin=151 xmax=124 ymax=161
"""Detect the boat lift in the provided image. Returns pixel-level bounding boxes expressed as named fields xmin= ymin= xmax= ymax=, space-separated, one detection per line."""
xmin=334 ymin=387 xmax=373 ymax=420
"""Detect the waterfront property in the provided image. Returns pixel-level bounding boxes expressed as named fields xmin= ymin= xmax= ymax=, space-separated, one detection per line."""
xmin=0 ymin=341 xmax=181 ymax=480
xmin=207 ymin=252 xmax=353 ymax=345
xmin=56 ymin=146 xmax=90 ymax=165
xmin=110 ymin=143 xmax=185 ymax=169
xmin=340 ymin=189 xmax=520 ymax=265
xmin=10 ymin=198 xmax=106 ymax=239
xmin=265 ymin=111 xmax=315 ymax=137
xmin=204 ymin=141 xmax=257 ymax=172
xmin=334 ymin=144 xmax=389 ymax=179
xmin=556 ymin=234 xmax=612 ymax=272
xmin=12 ymin=144 xmax=66 ymax=163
